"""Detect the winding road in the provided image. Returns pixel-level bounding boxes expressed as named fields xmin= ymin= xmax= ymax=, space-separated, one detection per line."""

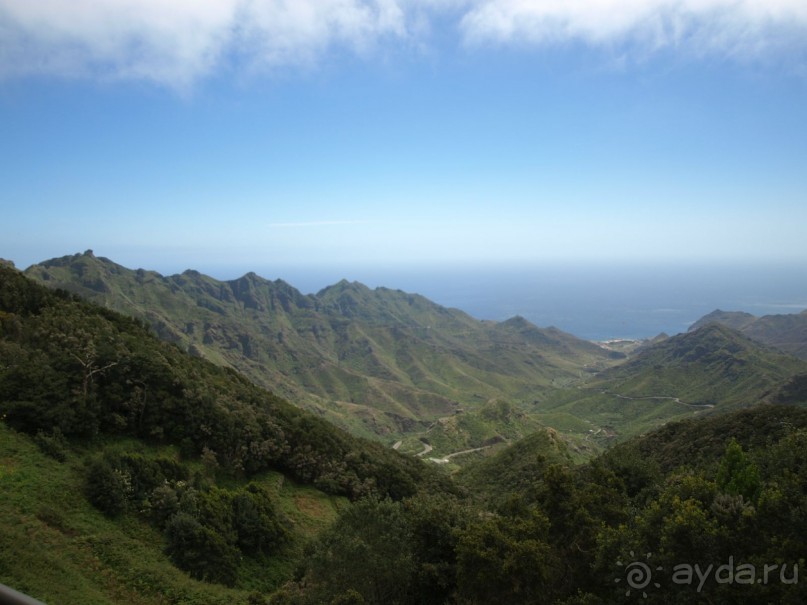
xmin=606 ymin=391 xmax=714 ymax=409
xmin=415 ymin=443 xmax=433 ymax=457
xmin=427 ymin=444 xmax=494 ymax=464
xmin=390 ymin=438 xmax=495 ymax=463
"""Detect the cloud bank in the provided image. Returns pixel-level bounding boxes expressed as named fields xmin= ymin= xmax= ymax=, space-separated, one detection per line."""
xmin=0 ymin=0 xmax=407 ymax=88
xmin=1 ymin=0 xmax=806 ymax=87
xmin=459 ymin=0 xmax=807 ymax=58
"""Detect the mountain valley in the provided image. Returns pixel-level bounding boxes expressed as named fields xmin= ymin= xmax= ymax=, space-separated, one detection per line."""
xmin=3 ymin=258 xmax=807 ymax=604
xmin=25 ymin=252 xmax=623 ymax=455
xmin=22 ymin=251 xmax=807 ymax=463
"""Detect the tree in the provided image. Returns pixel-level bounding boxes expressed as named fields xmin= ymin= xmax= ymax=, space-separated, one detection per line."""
xmin=304 ymin=497 xmax=415 ymax=604
xmin=455 ymin=503 xmax=559 ymax=605
xmin=232 ymin=484 xmax=287 ymax=555
xmin=404 ymin=494 xmax=469 ymax=605
xmin=164 ymin=512 xmax=239 ymax=586
xmin=716 ymin=438 xmax=760 ymax=502
xmin=86 ymin=457 xmax=133 ymax=516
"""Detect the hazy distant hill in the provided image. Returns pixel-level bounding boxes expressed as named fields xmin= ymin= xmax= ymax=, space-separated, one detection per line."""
xmin=25 ymin=251 xmax=618 ymax=440
xmin=535 ymin=323 xmax=807 ymax=445
xmin=690 ymin=308 xmax=807 ymax=359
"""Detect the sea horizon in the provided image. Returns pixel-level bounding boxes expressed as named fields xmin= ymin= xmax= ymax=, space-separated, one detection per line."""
xmin=12 ymin=253 xmax=806 ymax=342
xmin=210 ymin=261 xmax=807 ymax=342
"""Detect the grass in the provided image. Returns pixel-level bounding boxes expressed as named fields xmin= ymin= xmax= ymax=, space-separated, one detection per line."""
xmin=0 ymin=422 xmax=345 ymax=604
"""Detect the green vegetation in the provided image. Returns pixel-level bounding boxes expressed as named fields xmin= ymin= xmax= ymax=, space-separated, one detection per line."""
xmin=0 ymin=264 xmax=448 ymax=603
xmin=455 ymin=427 xmax=574 ymax=502
xmin=534 ymin=323 xmax=807 ymax=446
xmin=24 ymin=252 xmax=619 ymax=440
xmin=394 ymin=399 xmax=547 ymax=463
xmin=0 ymin=420 xmax=347 ymax=604
xmin=690 ymin=308 xmax=807 ymax=359
xmin=6 ymin=260 xmax=807 ymax=603
xmin=278 ymin=405 xmax=807 ymax=604
xmin=0 ymin=265 xmax=446 ymax=502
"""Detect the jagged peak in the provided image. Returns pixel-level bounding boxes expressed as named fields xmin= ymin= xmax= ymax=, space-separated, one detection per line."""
xmin=35 ymin=250 xmax=112 ymax=269
xmin=315 ymin=279 xmax=371 ymax=297
xmin=498 ymin=315 xmax=532 ymax=329
xmin=228 ymin=271 xmax=272 ymax=287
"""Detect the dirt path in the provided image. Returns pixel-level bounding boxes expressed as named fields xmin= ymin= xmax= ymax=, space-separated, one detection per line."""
xmin=415 ymin=443 xmax=433 ymax=457
xmin=390 ymin=440 xmax=433 ymax=456
xmin=606 ymin=391 xmax=714 ymax=409
xmin=428 ymin=444 xmax=493 ymax=464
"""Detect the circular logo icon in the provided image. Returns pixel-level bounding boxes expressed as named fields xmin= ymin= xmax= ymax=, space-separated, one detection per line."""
xmin=615 ymin=551 xmax=662 ymax=598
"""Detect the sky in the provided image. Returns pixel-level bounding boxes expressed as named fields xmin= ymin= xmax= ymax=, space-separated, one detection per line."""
xmin=1 ymin=0 xmax=807 ymax=281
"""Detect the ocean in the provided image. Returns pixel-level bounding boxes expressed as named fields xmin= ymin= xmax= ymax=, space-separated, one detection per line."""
xmin=230 ymin=263 xmax=807 ymax=342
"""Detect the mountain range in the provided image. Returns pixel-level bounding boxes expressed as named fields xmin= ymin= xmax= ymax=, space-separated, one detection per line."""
xmin=689 ymin=308 xmax=807 ymax=359
xmin=24 ymin=251 xmax=620 ymax=441
xmin=19 ymin=251 xmax=807 ymax=461
xmin=4 ymin=256 xmax=807 ymax=604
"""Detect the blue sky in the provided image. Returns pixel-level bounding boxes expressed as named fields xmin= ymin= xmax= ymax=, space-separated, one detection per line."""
xmin=1 ymin=0 xmax=807 ymax=280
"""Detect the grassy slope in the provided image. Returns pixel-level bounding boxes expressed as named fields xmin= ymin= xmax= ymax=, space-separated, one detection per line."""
xmin=455 ymin=427 xmax=575 ymax=502
xmin=457 ymin=402 xmax=807 ymax=512
xmin=394 ymin=399 xmax=546 ymax=463
xmin=0 ymin=423 xmax=346 ymax=604
xmin=602 ymin=403 xmax=807 ymax=475
xmin=533 ymin=324 xmax=807 ymax=447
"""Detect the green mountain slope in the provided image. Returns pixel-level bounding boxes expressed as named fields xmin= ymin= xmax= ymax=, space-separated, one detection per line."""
xmin=394 ymin=399 xmax=548 ymax=463
xmin=431 ymin=402 xmax=807 ymax=604
xmin=691 ymin=308 xmax=807 ymax=359
xmin=7 ymin=261 xmax=807 ymax=604
xmin=24 ymin=251 xmax=618 ymax=440
xmin=455 ymin=426 xmax=575 ymax=501
xmin=0 ymin=265 xmax=453 ymax=603
xmin=0 ymin=422 xmax=345 ymax=605
xmin=603 ymin=403 xmax=807 ymax=476
xmin=534 ymin=323 xmax=807 ymax=446
xmin=689 ymin=309 xmax=758 ymax=332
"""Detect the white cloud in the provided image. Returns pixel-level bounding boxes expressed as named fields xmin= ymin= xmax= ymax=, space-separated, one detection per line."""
xmin=238 ymin=0 xmax=407 ymax=69
xmin=0 ymin=0 xmax=409 ymax=88
xmin=459 ymin=0 xmax=807 ymax=60
xmin=0 ymin=0 xmax=805 ymax=88
xmin=0 ymin=0 xmax=241 ymax=87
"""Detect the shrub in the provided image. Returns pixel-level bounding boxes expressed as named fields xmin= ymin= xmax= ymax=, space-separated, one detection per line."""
xmin=164 ymin=512 xmax=239 ymax=587
xmin=86 ymin=458 xmax=132 ymax=516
